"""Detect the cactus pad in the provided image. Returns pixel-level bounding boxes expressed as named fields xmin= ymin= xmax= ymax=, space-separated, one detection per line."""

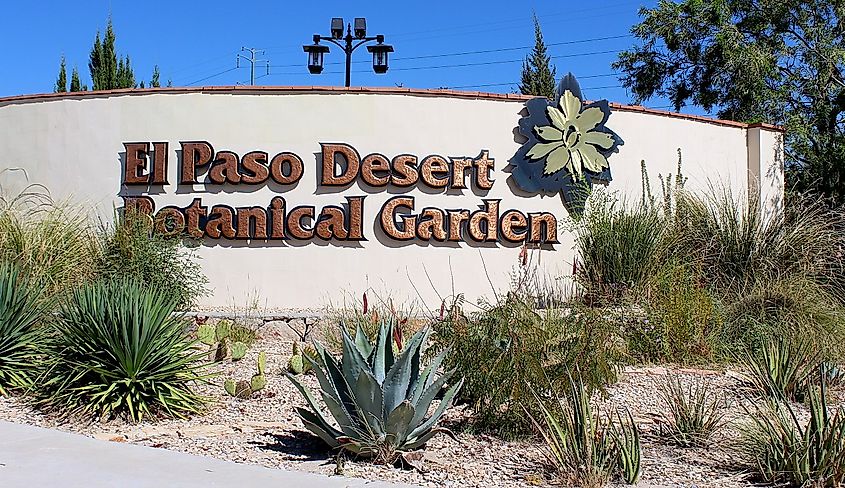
xmin=250 ymin=374 xmax=267 ymax=392
xmin=230 ymin=341 xmax=247 ymax=361
xmin=257 ymin=351 xmax=267 ymax=375
xmin=197 ymin=323 xmax=217 ymax=345
xmin=215 ymin=320 xmax=231 ymax=340
xmin=287 ymin=355 xmax=304 ymax=375
xmin=223 ymin=378 xmax=236 ymax=396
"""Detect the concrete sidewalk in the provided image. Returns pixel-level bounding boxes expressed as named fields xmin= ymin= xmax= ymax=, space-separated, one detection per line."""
xmin=0 ymin=421 xmax=416 ymax=487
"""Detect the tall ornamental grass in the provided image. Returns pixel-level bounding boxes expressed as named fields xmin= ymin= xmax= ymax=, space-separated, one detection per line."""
xmin=672 ymin=189 xmax=845 ymax=303
xmin=0 ymin=186 xmax=99 ymax=297
xmin=38 ymin=279 xmax=210 ymax=421
xmin=570 ymin=190 xmax=665 ymax=303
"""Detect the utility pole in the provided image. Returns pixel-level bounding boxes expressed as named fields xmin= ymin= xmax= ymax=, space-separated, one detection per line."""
xmin=236 ymin=47 xmax=269 ymax=86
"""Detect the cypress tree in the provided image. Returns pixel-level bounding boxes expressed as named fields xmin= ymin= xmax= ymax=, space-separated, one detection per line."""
xmin=88 ymin=18 xmax=134 ymax=90
xmin=151 ymin=65 xmax=160 ymax=88
xmin=519 ymin=13 xmax=556 ymax=99
xmin=70 ymin=67 xmax=82 ymax=92
xmin=55 ymin=56 xmax=67 ymax=93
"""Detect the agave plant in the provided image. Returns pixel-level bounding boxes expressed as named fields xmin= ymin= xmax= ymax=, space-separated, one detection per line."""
xmin=286 ymin=320 xmax=463 ymax=463
xmin=743 ymin=371 xmax=845 ymax=486
xmin=0 ymin=261 xmax=48 ymax=395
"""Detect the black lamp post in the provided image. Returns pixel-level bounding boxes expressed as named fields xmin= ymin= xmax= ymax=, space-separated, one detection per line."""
xmin=303 ymin=17 xmax=393 ymax=87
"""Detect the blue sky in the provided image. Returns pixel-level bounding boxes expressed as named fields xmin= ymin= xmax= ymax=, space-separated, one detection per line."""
xmin=0 ymin=1 xmax=678 ymax=110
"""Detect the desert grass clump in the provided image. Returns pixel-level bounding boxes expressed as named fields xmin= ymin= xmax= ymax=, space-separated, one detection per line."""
xmin=530 ymin=376 xmax=641 ymax=486
xmin=0 ymin=262 xmax=49 ymax=395
xmin=38 ymin=279 xmax=210 ymax=421
xmin=657 ymin=375 xmax=725 ymax=447
xmin=570 ymin=189 xmax=665 ymax=304
xmin=673 ymin=189 xmax=845 ymax=304
xmin=0 ymin=186 xmax=99 ymax=296
xmin=434 ymin=293 xmax=625 ymax=437
xmin=742 ymin=374 xmax=845 ymax=486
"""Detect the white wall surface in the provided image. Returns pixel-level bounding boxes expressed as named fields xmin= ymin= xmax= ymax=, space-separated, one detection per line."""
xmin=0 ymin=90 xmax=784 ymax=310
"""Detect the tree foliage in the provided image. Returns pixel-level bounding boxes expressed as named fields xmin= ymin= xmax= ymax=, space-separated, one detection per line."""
xmin=55 ymin=57 xmax=67 ymax=93
xmin=88 ymin=18 xmax=136 ymax=90
xmin=520 ymin=13 xmax=557 ymax=99
xmin=69 ymin=67 xmax=82 ymax=92
xmin=151 ymin=65 xmax=161 ymax=88
xmin=614 ymin=0 xmax=845 ymax=204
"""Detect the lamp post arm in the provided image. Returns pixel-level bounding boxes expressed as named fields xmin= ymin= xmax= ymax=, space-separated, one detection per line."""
xmin=350 ymin=38 xmax=377 ymax=53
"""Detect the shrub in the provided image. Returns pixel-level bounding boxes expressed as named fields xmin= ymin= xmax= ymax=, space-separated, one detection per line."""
xmin=287 ymin=320 xmax=462 ymax=464
xmin=657 ymin=375 xmax=725 ymax=447
xmin=98 ymin=209 xmax=207 ymax=310
xmin=570 ymin=190 xmax=665 ymax=303
xmin=38 ymin=279 xmax=210 ymax=421
xmin=0 ymin=188 xmax=99 ymax=296
xmin=433 ymin=294 xmax=625 ymax=437
xmin=742 ymin=374 xmax=845 ymax=486
xmin=529 ymin=375 xmax=641 ymax=486
xmin=741 ymin=335 xmax=816 ymax=402
xmin=635 ymin=263 xmax=719 ymax=363
xmin=0 ymin=262 xmax=48 ymax=395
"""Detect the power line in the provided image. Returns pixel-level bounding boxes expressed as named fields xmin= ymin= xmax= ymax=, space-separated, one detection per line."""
xmin=267 ymin=49 xmax=621 ymax=76
xmin=386 ymin=1 xmax=642 ymax=40
xmin=448 ymin=73 xmax=620 ymax=89
xmin=260 ymin=2 xmax=640 ymax=53
xmin=268 ymin=34 xmax=630 ymax=69
xmin=185 ymin=67 xmax=240 ymax=86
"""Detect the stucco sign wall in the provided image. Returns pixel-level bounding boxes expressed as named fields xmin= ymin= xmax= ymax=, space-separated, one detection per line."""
xmin=0 ymin=85 xmax=784 ymax=309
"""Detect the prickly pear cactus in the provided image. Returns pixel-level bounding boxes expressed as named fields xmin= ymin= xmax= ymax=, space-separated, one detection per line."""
xmin=257 ymin=351 xmax=267 ymax=375
xmin=287 ymin=354 xmax=304 ymax=375
xmin=197 ymin=323 xmax=217 ymax=345
xmin=250 ymin=374 xmax=267 ymax=393
xmin=230 ymin=341 xmax=247 ymax=361
xmin=215 ymin=320 xmax=231 ymax=341
xmin=223 ymin=378 xmax=237 ymax=396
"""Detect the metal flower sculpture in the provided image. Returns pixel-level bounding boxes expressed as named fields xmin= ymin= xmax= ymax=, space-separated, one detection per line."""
xmin=509 ymin=73 xmax=623 ymax=215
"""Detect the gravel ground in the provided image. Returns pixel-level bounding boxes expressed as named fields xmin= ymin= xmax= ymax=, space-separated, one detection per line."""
xmin=0 ymin=320 xmax=838 ymax=488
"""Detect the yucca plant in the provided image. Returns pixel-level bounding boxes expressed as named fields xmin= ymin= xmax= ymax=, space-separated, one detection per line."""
xmin=743 ymin=372 xmax=845 ymax=486
xmin=286 ymin=320 xmax=463 ymax=463
xmin=0 ymin=261 xmax=48 ymax=395
xmin=657 ymin=375 xmax=725 ymax=447
xmin=741 ymin=335 xmax=815 ymax=401
xmin=529 ymin=375 xmax=641 ymax=487
xmin=38 ymin=279 xmax=210 ymax=421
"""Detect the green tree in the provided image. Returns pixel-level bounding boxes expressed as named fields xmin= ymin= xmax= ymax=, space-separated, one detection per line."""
xmin=69 ymin=67 xmax=82 ymax=92
xmin=151 ymin=65 xmax=160 ymax=88
xmin=88 ymin=18 xmax=135 ymax=90
xmin=614 ymin=0 xmax=845 ymax=204
xmin=519 ymin=13 xmax=557 ymax=99
xmin=55 ymin=56 xmax=67 ymax=93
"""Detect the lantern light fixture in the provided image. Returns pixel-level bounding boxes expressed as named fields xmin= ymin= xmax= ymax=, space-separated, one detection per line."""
xmin=302 ymin=17 xmax=393 ymax=87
